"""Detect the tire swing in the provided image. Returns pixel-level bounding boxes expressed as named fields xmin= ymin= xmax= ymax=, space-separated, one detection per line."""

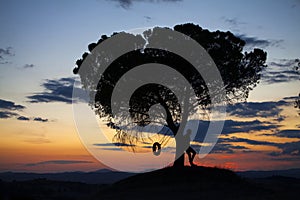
xmin=152 ymin=142 xmax=161 ymax=156
xmin=152 ymin=133 xmax=171 ymax=156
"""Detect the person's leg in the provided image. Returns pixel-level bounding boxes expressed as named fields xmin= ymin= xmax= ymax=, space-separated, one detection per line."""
xmin=191 ymin=148 xmax=196 ymax=158
xmin=186 ymin=147 xmax=194 ymax=166
xmin=190 ymin=148 xmax=196 ymax=166
xmin=187 ymin=146 xmax=197 ymax=166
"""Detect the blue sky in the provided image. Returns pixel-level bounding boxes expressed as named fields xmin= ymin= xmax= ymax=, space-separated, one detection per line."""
xmin=1 ymin=0 xmax=299 ymax=101
xmin=0 ymin=0 xmax=299 ymax=172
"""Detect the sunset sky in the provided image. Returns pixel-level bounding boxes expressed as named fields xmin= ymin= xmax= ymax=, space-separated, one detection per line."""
xmin=0 ymin=0 xmax=300 ymax=172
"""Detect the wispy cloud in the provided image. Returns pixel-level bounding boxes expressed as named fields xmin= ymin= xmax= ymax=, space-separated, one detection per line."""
xmin=27 ymin=77 xmax=87 ymax=104
xmin=211 ymin=142 xmax=249 ymax=154
xmin=215 ymin=136 xmax=300 ymax=157
xmin=144 ymin=15 xmax=152 ymax=22
xmin=17 ymin=116 xmax=30 ymax=121
xmin=0 ymin=47 xmax=14 ymax=64
xmin=33 ymin=117 xmax=48 ymax=122
xmin=15 ymin=116 xmax=49 ymax=123
xmin=262 ymin=58 xmax=300 ymax=84
xmin=237 ymin=34 xmax=284 ymax=49
xmin=276 ymin=141 xmax=300 ymax=156
xmin=226 ymin=100 xmax=288 ymax=118
xmin=107 ymin=0 xmax=182 ymax=9
xmin=221 ymin=17 xmax=284 ymax=49
xmin=99 ymin=147 xmax=124 ymax=151
xmin=23 ymin=64 xmax=35 ymax=69
xmin=0 ymin=99 xmax=25 ymax=119
xmin=0 ymin=98 xmax=49 ymax=122
xmin=0 ymin=99 xmax=25 ymax=110
xmin=220 ymin=137 xmax=275 ymax=146
xmin=0 ymin=111 xmax=19 ymax=119
xmin=269 ymin=58 xmax=298 ymax=68
xmin=192 ymin=119 xmax=278 ymax=144
xmin=94 ymin=142 xmax=136 ymax=147
xmin=93 ymin=142 xmax=136 ymax=151
xmin=25 ymin=160 xmax=93 ymax=167
xmin=263 ymin=129 xmax=300 ymax=139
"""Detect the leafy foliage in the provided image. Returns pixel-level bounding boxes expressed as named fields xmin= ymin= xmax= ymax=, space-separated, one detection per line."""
xmin=73 ymin=23 xmax=267 ymax=165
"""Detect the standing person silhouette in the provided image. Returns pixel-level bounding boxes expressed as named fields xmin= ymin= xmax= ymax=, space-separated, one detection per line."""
xmin=184 ymin=129 xmax=197 ymax=166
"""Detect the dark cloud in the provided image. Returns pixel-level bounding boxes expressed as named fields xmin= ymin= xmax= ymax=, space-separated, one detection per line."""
xmin=226 ymin=100 xmax=288 ymax=118
xmin=28 ymin=94 xmax=73 ymax=104
xmin=237 ymin=34 xmax=283 ymax=49
xmin=0 ymin=111 xmax=18 ymax=119
xmin=0 ymin=47 xmax=13 ymax=56
xmin=0 ymin=99 xmax=25 ymax=119
xmin=262 ymin=59 xmax=300 ymax=84
xmin=99 ymin=147 xmax=124 ymax=151
xmin=191 ymin=137 xmax=252 ymax=154
xmin=210 ymin=142 xmax=249 ymax=154
xmin=283 ymin=95 xmax=299 ymax=101
xmin=189 ymin=119 xmax=278 ymax=145
xmin=207 ymin=136 xmax=273 ymax=154
xmin=27 ymin=77 xmax=87 ymax=104
xmin=93 ymin=143 xmax=115 ymax=147
xmin=23 ymin=64 xmax=35 ymax=68
xmin=275 ymin=141 xmax=300 ymax=156
xmin=222 ymin=120 xmax=278 ymax=134
xmin=264 ymin=129 xmax=300 ymax=139
xmin=0 ymin=99 xmax=49 ymax=122
xmin=262 ymin=71 xmax=299 ymax=84
xmin=217 ymin=136 xmax=300 ymax=157
xmin=17 ymin=116 xmax=30 ymax=121
xmin=16 ymin=116 xmax=49 ymax=122
xmin=108 ymin=0 xmax=182 ymax=9
xmin=25 ymin=160 xmax=93 ymax=167
xmin=94 ymin=142 xmax=135 ymax=147
xmin=93 ymin=143 xmax=127 ymax=151
xmin=0 ymin=47 xmax=14 ymax=64
xmin=0 ymin=99 xmax=25 ymax=110
xmin=220 ymin=137 xmax=276 ymax=146
xmin=269 ymin=58 xmax=298 ymax=68
xmin=33 ymin=117 xmax=48 ymax=122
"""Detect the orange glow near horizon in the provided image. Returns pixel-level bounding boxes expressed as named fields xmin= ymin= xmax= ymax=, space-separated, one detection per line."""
xmin=1 ymin=101 xmax=300 ymax=172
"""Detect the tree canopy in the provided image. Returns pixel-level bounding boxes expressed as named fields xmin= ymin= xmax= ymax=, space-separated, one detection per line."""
xmin=73 ymin=23 xmax=267 ymax=167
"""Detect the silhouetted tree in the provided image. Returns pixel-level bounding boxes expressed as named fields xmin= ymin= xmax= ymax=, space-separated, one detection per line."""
xmin=73 ymin=23 xmax=267 ymax=167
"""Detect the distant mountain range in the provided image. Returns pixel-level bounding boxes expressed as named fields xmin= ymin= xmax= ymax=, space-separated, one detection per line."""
xmin=1 ymin=167 xmax=300 ymax=200
xmin=1 ymin=168 xmax=300 ymax=184
xmin=237 ymin=168 xmax=300 ymax=179
xmin=0 ymin=169 xmax=135 ymax=184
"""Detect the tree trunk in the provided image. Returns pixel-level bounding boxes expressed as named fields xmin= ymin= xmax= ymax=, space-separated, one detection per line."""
xmin=173 ymin=137 xmax=185 ymax=168
xmin=159 ymin=100 xmax=186 ymax=168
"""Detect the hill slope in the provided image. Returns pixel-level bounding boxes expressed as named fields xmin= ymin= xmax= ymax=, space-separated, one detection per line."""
xmin=97 ymin=166 xmax=272 ymax=200
xmin=0 ymin=170 xmax=135 ymax=184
